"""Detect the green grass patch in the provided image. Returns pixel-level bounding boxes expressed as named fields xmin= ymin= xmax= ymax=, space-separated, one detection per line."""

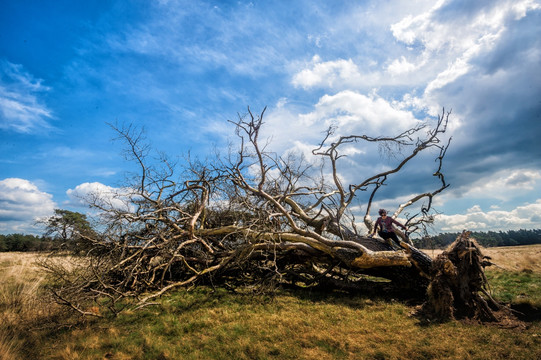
xmin=486 ymin=268 xmax=541 ymax=307
xmin=38 ymin=287 xmax=541 ymax=360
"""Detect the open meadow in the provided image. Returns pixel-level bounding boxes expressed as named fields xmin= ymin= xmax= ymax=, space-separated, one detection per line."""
xmin=0 ymin=245 xmax=540 ymax=360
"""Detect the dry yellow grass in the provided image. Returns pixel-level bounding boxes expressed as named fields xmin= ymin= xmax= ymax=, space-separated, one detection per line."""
xmin=0 ymin=253 xmax=49 ymax=315
xmin=482 ymin=244 xmax=541 ymax=272
xmin=425 ymin=244 xmax=541 ymax=272
xmin=0 ymin=253 xmax=61 ymax=360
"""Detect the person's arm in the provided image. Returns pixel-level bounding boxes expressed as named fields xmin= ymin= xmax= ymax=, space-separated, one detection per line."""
xmin=391 ymin=218 xmax=407 ymax=231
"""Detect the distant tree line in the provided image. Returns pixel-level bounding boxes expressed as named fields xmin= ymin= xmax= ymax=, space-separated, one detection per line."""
xmin=2 ymin=213 xmax=540 ymax=253
xmin=0 ymin=233 xmax=54 ymax=252
xmin=413 ymin=229 xmax=541 ymax=249
xmin=0 ymin=209 xmax=95 ymax=253
xmin=4 ymin=228 xmax=540 ymax=252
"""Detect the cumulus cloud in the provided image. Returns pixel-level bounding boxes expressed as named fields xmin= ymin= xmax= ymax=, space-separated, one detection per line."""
xmin=284 ymin=1 xmax=541 ymax=232
xmin=390 ymin=0 xmax=538 ymax=56
xmin=66 ymin=182 xmax=136 ymax=212
xmin=292 ymin=55 xmax=364 ymax=90
xmin=390 ymin=0 xmax=541 ymax=112
xmin=290 ymin=1 xmax=540 ymax=95
xmin=260 ymin=90 xmax=421 ymax=165
xmin=0 ymin=60 xmax=54 ymax=133
xmin=387 ymin=56 xmax=419 ymax=75
xmin=454 ymin=169 xmax=541 ymax=201
xmin=437 ymin=200 xmax=541 ymax=232
xmin=426 ymin=167 xmax=541 ymax=232
xmin=300 ymin=90 xmax=419 ymax=134
xmin=356 ymin=168 xmax=541 ymax=233
xmin=288 ymin=1 xmax=541 ymax=119
xmin=0 ymin=178 xmax=56 ymax=234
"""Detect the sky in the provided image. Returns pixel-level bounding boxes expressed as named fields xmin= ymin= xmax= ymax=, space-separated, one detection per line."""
xmin=1 ymin=0 xmax=541 ymax=235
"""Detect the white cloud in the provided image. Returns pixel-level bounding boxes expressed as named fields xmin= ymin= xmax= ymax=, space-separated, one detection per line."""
xmin=66 ymin=182 xmax=135 ymax=212
xmin=387 ymin=56 xmax=419 ymax=75
xmin=430 ymin=168 xmax=541 ymax=232
xmin=258 ymin=90 xmax=421 ymax=164
xmin=390 ymin=1 xmax=443 ymax=48
xmin=390 ymin=0 xmax=538 ymax=54
xmin=286 ymin=1 xmax=541 ymax=120
xmin=0 ymin=60 xmax=53 ymax=133
xmin=274 ymin=1 xmax=528 ymax=130
xmin=299 ymin=90 xmax=419 ymax=135
xmin=437 ymin=200 xmax=541 ymax=232
xmin=0 ymin=178 xmax=56 ymax=234
xmin=389 ymin=0 xmax=541 ymax=109
xmin=352 ymin=168 xmax=541 ymax=233
xmin=456 ymin=169 xmax=541 ymax=201
xmin=292 ymin=55 xmax=363 ymax=90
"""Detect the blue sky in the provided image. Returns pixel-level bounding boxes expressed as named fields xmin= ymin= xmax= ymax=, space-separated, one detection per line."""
xmin=1 ymin=0 xmax=541 ymax=235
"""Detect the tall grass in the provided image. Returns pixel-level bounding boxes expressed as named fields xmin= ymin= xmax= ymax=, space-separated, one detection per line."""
xmin=0 ymin=253 xmax=62 ymax=360
xmin=0 ymin=253 xmax=41 ymax=359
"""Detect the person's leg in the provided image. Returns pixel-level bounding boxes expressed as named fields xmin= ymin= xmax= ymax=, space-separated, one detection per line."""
xmin=378 ymin=231 xmax=394 ymax=246
xmin=389 ymin=232 xmax=401 ymax=246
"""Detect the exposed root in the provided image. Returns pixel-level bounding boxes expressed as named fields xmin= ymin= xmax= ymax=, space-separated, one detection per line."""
xmin=422 ymin=231 xmax=519 ymax=324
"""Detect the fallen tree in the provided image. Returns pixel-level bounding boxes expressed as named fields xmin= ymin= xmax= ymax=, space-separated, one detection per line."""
xmin=41 ymin=107 xmax=505 ymax=322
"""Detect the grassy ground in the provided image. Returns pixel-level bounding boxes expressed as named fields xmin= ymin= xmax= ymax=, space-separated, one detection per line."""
xmin=0 ymin=253 xmax=60 ymax=360
xmin=43 ymin=287 xmax=541 ymax=360
xmin=1 ymin=246 xmax=540 ymax=360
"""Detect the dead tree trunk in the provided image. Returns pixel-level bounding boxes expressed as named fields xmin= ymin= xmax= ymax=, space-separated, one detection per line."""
xmin=43 ymin=107 xmax=460 ymax=314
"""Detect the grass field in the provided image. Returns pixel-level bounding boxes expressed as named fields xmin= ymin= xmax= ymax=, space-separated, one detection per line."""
xmin=0 ymin=252 xmax=57 ymax=360
xmin=1 ymin=246 xmax=540 ymax=360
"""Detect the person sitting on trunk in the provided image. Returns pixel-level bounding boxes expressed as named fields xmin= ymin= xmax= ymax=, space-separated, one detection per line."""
xmin=370 ymin=209 xmax=408 ymax=246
